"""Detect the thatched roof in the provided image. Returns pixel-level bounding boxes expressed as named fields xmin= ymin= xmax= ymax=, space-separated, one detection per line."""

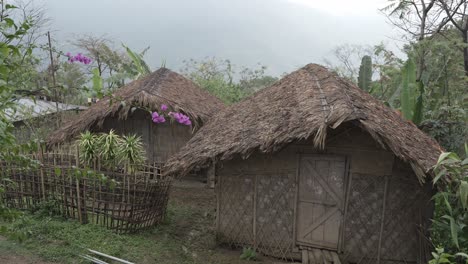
xmin=165 ymin=64 xmax=443 ymax=181
xmin=48 ymin=68 xmax=225 ymax=145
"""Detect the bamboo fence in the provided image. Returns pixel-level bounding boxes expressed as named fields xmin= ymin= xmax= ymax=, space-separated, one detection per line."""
xmin=0 ymin=146 xmax=172 ymax=233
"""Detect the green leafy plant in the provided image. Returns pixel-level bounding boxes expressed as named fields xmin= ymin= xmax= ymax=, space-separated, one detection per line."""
xmin=76 ymin=130 xmax=146 ymax=173
xmin=0 ymin=2 xmax=38 ymax=226
xmin=91 ymin=68 xmax=104 ymax=98
xmin=117 ymin=134 xmax=146 ymax=173
xmin=97 ymin=129 xmax=122 ymax=169
xmin=431 ymin=147 xmax=468 ymax=261
xmin=77 ymin=131 xmax=98 ymax=167
xmin=240 ymin=247 xmax=257 ymax=261
xmin=429 ymin=247 xmax=468 ymax=264
xmin=123 ymin=44 xmax=151 ymax=79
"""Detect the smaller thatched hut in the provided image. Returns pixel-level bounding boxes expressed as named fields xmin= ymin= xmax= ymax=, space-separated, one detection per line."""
xmin=7 ymin=98 xmax=87 ymax=142
xmin=48 ymin=68 xmax=224 ymax=163
xmin=165 ymin=64 xmax=443 ymax=263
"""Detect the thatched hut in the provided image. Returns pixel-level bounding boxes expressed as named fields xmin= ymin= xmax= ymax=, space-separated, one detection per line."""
xmin=7 ymin=97 xmax=87 ymax=142
xmin=48 ymin=68 xmax=224 ymax=163
xmin=165 ymin=64 xmax=443 ymax=263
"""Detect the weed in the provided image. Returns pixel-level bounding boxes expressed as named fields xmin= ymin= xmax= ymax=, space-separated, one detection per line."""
xmin=240 ymin=247 xmax=257 ymax=261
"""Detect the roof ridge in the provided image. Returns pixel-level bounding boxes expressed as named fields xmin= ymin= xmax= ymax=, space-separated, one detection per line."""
xmin=305 ymin=69 xmax=331 ymax=123
xmin=142 ymin=68 xmax=169 ymax=93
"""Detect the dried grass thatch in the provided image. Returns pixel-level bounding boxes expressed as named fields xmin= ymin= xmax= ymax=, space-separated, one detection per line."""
xmin=48 ymin=68 xmax=225 ymax=145
xmin=165 ymin=64 xmax=443 ymax=181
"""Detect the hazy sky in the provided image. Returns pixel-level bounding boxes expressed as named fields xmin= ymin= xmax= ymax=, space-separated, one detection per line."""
xmin=39 ymin=0 xmax=398 ymax=76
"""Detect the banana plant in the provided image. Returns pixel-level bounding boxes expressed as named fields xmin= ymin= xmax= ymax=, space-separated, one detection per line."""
xmin=122 ymin=44 xmax=151 ymax=79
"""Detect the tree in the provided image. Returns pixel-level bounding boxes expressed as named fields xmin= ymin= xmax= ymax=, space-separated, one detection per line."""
xmin=358 ymin=55 xmax=373 ymax=91
xmin=0 ymin=0 xmax=38 ymax=222
xmin=56 ymin=61 xmax=87 ymax=104
xmin=181 ymin=58 xmax=276 ymax=104
xmin=324 ymin=44 xmax=374 ymax=81
xmin=371 ymin=44 xmax=404 ymax=102
xmin=438 ymin=0 xmax=468 ymax=76
xmin=73 ymin=35 xmax=129 ymax=80
xmin=383 ymin=0 xmax=447 ymax=81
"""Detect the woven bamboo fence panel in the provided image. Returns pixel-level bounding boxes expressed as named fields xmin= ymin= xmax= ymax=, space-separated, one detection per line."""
xmin=1 ymin=148 xmax=172 ymax=234
xmin=217 ymin=170 xmax=297 ymax=261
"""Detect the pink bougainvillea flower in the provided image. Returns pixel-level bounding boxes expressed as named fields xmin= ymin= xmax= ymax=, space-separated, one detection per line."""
xmin=171 ymin=112 xmax=191 ymax=126
xmin=181 ymin=119 xmax=191 ymax=126
xmin=161 ymin=104 xmax=168 ymax=111
xmin=67 ymin=52 xmax=92 ymax=65
xmin=151 ymin=112 xmax=166 ymax=123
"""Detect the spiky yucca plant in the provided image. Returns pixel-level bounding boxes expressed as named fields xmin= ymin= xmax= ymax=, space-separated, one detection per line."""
xmin=97 ymin=129 xmax=122 ymax=169
xmin=77 ymin=131 xmax=98 ymax=167
xmin=118 ymin=134 xmax=146 ymax=173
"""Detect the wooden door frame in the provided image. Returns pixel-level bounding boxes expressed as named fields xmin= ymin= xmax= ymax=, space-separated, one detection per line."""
xmin=293 ymin=153 xmax=350 ymax=250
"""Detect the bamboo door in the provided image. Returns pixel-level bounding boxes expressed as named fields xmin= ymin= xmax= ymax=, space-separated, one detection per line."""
xmin=296 ymin=155 xmax=346 ymax=250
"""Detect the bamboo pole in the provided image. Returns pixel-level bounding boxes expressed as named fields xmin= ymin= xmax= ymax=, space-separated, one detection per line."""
xmin=75 ymin=147 xmax=83 ymax=223
xmin=253 ymin=173 xmax=258 ymax=249
xmin=339 ymin=158 xmax=352 ymax=253
xmin=38 ymin=143 xmax=46 ymax=201
xmin=76 ymin=177 xmax=83 ymax=223
xmin=215 ymin=164 xmax=221 ymax=237
xmin=377 ymin=175 xmax=389 ymax=264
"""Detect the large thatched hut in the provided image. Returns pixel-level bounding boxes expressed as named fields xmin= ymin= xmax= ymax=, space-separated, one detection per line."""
xmin=48 ymin=68 xmax=224 ymax=163
xmin=165 ymin=64 xmax=443 ymax=263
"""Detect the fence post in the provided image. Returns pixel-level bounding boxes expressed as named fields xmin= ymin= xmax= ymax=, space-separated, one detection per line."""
xmin=75 ymin=145 xmax=88 ymax=224
xmin=38 ymin=142 xmax=46 ymax=201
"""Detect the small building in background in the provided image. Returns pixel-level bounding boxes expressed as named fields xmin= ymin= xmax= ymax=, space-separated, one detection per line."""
xmin=6 ymin=97 xmax=87 ymax=142
xmin=165 ymin=64 xmax=443 ymax=263
xmin=48 ymin=67 xmax=225 ymax=164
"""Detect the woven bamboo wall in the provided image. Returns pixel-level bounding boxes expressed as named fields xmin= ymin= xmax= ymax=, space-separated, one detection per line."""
xmin=217 ymin=153 xmax=298 ymax=260
xmin=215 ymin=127 xmax=433 ymax=263
xmin=98 ymin=109 xmax=192 ymax=163
xmin=1 ymin=148 xmax=172 ymax=233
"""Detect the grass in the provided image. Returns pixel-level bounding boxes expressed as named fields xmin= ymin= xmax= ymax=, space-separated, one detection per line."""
xmin=0 ymin=202 xmax=213 ymax=264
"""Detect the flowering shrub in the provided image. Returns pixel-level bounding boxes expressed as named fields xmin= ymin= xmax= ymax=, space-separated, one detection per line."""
xmin=151 ymin=104 xmax=191 ymax=126
xmin=66 ymin=52 xmax=92 ymax=65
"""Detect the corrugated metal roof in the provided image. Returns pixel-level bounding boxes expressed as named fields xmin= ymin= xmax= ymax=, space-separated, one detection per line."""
xmin=5 ymin=98 xmax=87 ymax=122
